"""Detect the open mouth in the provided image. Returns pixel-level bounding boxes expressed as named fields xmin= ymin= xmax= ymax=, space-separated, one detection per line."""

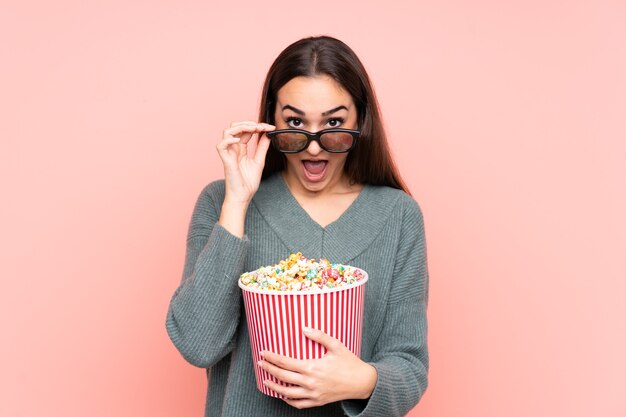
xmin=302 ymin=160 xmax=328 ymax=181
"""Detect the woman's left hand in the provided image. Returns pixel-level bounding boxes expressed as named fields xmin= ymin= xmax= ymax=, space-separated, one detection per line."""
xmin=258 ymin=327 xmax=378 ymax=409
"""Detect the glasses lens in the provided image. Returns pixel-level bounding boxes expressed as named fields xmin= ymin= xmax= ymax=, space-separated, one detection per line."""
xmin=274 ymin=132 xmax=308 ymax=152
xmin=320 ymin=131 xmax=354 ymax=152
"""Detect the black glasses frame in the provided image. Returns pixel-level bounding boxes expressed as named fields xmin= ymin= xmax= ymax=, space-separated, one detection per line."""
xmin=266 ymin=128 xmax=360 ymax=153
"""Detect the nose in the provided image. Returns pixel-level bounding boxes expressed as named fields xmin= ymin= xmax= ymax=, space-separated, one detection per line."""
xmin=306 ymin=137 xmax=323 ymax=155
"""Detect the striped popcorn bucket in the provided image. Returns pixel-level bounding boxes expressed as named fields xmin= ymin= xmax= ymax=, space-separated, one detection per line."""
xmin=239 ymin=271 xmax=368 ymax=398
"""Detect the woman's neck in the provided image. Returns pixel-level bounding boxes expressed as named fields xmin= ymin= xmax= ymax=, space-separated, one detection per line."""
xmin=281 ymin=170 xmax=361 ymax=201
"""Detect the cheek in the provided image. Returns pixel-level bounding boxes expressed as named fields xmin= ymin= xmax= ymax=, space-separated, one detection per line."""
xmin=329 ymin=154 xmax=348 ymax=166
xmin=285 ymin=155 xmax=299 ymax=166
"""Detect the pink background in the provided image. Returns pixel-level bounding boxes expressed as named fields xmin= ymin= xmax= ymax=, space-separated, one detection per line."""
xmin=1 ymin=1 xmax=625 ymax=416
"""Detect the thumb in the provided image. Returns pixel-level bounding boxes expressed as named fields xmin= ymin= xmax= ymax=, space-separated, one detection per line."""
xmin=303 ymin=327 xmax=343 ymax=352
xmin=254 ymin=135 xmax=271 ymax=165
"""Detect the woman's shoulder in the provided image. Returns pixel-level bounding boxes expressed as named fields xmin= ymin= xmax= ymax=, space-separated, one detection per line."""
xmin=201 ymin=179 xmax=225 ymax=197
xmin=196 ymin=179 xmax=226 ymax=206
xmin=187 ymin=180 xmax=226 ymax=220
xmin=365 ymin=183 xmax=424 ymax=220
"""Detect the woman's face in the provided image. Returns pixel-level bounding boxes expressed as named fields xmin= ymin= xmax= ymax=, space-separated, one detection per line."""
xmin=273 ymin=75 xmax=358 ymax=194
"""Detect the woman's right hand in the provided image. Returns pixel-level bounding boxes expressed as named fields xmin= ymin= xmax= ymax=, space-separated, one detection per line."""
xmin=216 ymin=121 xmax=276 ymax=205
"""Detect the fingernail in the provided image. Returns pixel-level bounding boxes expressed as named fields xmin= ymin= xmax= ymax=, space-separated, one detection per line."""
xmin=303 ymin=326 xmax=313 ymax=334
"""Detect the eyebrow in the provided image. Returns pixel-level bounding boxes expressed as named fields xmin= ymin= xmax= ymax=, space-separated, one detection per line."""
xmin=281 ymin=105 xmax=348 ymax=117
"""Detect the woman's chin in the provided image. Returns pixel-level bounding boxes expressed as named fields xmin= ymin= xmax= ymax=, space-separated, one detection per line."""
xmin=285 ymin=168 xmax=335 ymax=194
xmin=295 ymin=175 xmax=329 ymax=193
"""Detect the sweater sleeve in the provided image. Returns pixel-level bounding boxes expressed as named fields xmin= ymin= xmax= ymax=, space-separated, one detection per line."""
xmin=165 ymin=182 xmax=250 ymax=368
xmin=343 ymin=197 xmax=429 ymax=417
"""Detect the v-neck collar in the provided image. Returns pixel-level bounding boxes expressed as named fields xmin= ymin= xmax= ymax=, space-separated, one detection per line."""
xmin=278 ymin=172 xmax=370 ymax=232
xmin=251 ymin=173 xmax=402 ymax=263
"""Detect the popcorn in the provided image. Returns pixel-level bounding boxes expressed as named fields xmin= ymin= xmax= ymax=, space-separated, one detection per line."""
xmin=239 ymin=252 xmax=366 ymax=292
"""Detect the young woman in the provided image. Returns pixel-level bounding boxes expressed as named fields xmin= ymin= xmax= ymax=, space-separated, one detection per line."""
xmin=166 ymin=35 xmax=429 ymax=417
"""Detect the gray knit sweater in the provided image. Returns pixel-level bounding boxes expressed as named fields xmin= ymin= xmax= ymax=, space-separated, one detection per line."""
xmin=166 ymin=173 xmax=429 ymax=417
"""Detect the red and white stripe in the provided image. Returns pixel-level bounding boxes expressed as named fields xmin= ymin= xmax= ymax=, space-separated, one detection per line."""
xmin=240 ymin=274 xmax=367 ymax=398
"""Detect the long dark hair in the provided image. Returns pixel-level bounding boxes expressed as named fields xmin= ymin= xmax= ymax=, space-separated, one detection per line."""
xmin=259 ymin=35 xmax=410 ymax=194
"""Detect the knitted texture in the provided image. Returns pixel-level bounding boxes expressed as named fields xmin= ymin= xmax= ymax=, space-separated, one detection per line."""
xmin=166 ymin=173 xmax=429 ymax=417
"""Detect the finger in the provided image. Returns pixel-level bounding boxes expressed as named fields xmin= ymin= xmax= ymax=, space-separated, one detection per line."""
xmin=216 ymin=137 xmax=241 ymax=151
xmin=228 ymin=131 xmax=256 ymax=160
xmin=216 ymin=139 xmax=246 ymax=168
xmin=229 ymin=121 xmax=276 ymax=130
xmin=262 ymin=379 xmax=310 ymax=401
xmin=253 ymin=135 xmax=271 ymax=164
xmin=258 ymin=360 xmax=308 ymax=387
xmin=245 ymin=132 xmax=261 ymax=159
xmin=261 ymin=351 xmax=305 ymax=373
xmin=223 ymin=124 xmax=275 ymax=139
xmin=238 ymin=131 xmax=254 ymax=146
xmin=283 ymin=397 xmax=318 ymax=409
xmin=223 ymin=125 xmax=255 ymax=139
xmin=302 ymin=327 xmax=343 ymax=352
